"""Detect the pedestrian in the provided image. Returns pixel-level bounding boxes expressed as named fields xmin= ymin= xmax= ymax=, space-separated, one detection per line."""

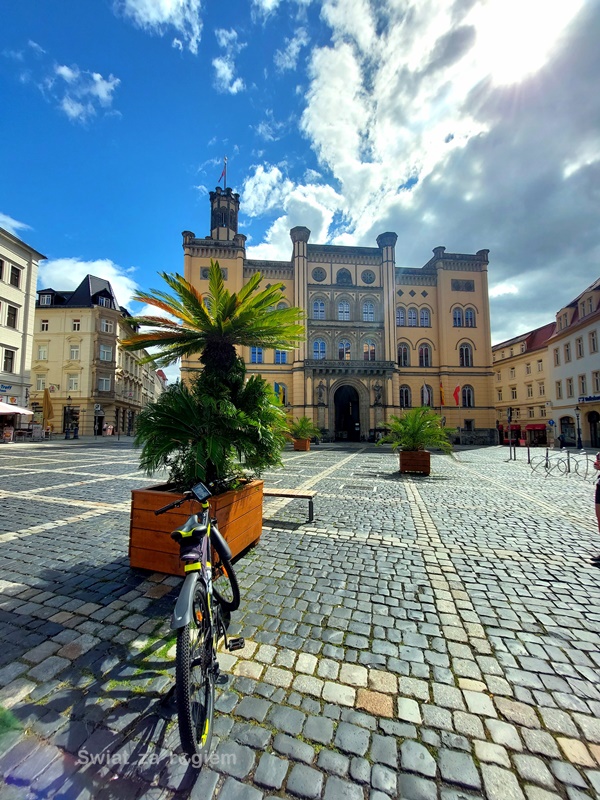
xmin=557 ymin=433 xmax=566 ymax=449
xmin=591 ymin=452 xmax=600 ymax=566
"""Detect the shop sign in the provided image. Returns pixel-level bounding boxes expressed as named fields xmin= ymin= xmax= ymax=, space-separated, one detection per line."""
xmin=577 ymin=395 xmax=600 ymax=403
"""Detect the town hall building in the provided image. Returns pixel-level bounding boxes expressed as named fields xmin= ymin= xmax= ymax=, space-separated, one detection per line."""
xmin=181 ymin=187 xmax=496 ymax=442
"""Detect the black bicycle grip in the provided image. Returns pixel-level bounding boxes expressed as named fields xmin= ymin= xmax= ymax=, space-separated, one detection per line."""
xmin=154 ymin=492 xmax=191 ymax=515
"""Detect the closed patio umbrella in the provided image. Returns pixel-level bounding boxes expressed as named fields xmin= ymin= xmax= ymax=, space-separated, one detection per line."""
xmin=42 ymin=388 xmax=54 ymax=428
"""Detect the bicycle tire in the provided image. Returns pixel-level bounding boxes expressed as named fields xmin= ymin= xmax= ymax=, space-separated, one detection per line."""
xmin=176 ymin=583 xmax=215 ymax=762
xmin=212 ymin=551 xmax=240 ymax=612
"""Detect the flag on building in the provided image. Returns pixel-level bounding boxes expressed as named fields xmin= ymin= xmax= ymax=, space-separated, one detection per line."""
xmin=439 ymin=382 xmax=445 ymax=405
xmin=218 ymin=156 xmax=227 ymax=185
xmin=422 ymin=381 xmax=430 ymax=406
xmin=453 ymin=385 xmax=461 ymax=406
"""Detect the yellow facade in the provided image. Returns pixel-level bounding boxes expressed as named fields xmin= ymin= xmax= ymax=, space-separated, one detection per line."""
xmin=181 ymin=188 xmax=496 ymax=443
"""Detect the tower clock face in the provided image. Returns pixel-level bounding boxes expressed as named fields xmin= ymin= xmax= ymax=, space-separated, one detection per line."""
xmin=361 ymin=270 xmax=375 ymax=284
xmin=312 ymin=268 xmax=326 ymax=282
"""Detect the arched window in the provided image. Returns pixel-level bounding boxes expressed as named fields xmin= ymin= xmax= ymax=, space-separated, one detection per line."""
xmin=419 ymin=344 xmax=431 ymax=367
xmin=396 ymin=307 xmax=405 ymax=326
xmin=363 ymin=340 xmax=376 ymax=361
xmin=313 ymin=339 xmax=326 ymax=360
xmin=459 ymin=343 xmax=473 ymax=367
xmin=363 ymin=302 xmax=374 ymax=322
xmin=453 ymin=308 xmax=463 ymax=327
xmin=338 ymin=301 xmax=350 ymax=321
xmin=420 ymin=308 xmax=430 ymax=327
xmin=408 ymin=308 xmax=417 ymax=327
xmin=338 ymin=339 xmax=351 ymax=360
xmin=274 ymin=382 xmax=287 ymax=405
xmin=421 ymin=384 xmax=433 ymax=406
xmin=400 ymin=385 xmax=412 ymax=408
xmin=313 ymin=300 xmax=325 ymax=320
xmin=465 ymin=307 xmax=476 ymax=327
xmin=398 ymin=343 xmax=410 ymax=367
xmin=336 ymin=268 xmax=352 ymax=285
xmin=462 ymin=385 xmax=474 ymax=407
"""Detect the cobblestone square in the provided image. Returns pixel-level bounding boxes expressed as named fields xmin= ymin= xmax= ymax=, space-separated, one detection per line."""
xmin=0 ymin=438 xmax=598 ymax=799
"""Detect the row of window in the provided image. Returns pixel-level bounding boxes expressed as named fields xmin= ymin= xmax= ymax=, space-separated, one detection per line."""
xmin=36 ymin=344 xmax=114 ymax=361
xmin=553 ymin=332 xmax=598 ymax=365
xmin=556 ymin=372 xmax=600 ymax=399
xmin=0 ymin=260 xmax=21 ymax=289
xmin=312 ymin=301 xmax=378 ymax=322
xmin=250 ymin=348 xmax=288 ymax=364
xmin=502 ymin=407 xmax=548 ymax=420
xmin=39 ymin=318 xmax=115 ymax=333
xmin=400 ymin=385 xmax=475 ymax=408
xmin=496 ymin=360 xmax=544 ymax=379
xmin=398 ymin=342 xmax=474 ymax=368
xmin=498 ymin=383 xmax=545 ymax=401
xmin=310 ymin=302 xmax=476 ymax=328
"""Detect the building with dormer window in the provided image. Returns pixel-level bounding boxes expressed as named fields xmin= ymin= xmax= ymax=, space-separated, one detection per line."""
xmin=180 ymin=188 xmax=496 ymax=442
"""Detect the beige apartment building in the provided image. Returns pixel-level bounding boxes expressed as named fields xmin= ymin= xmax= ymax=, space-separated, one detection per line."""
xmin=32 ymin=275 xmax=163 ymax=436
xmin=492 ymin=323 xmax=555 ymax=446
xmin=180 ymin=187 xmax=496 ymax=442
xmin=0 ymin=227 xmax=45 ymax=408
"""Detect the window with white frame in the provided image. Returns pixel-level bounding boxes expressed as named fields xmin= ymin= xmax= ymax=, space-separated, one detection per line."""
xmin=101 ymin=319 xmax=114 ymax=333
xmin=363 ymin=340 xmax=376 ymax=361
xmin=312 ymin=300 xmax=325 ymax=320
xmin=98 ymin=296 xmax=111 ymax=308
xmin=39 ymin=294 xmax=51 ymax=306
xmin=525 ymin=363 xmax=531 ymax=374
xmin=338 ymin=339 xmax=351 ymax=360
xmin=338 ymin=301 xmax=350 ymax=321
xmin=70 ymin=344 xmax=80 ymax=360
xmin=37 ymin=345 xmax=48 ymax=360
xmin=538 ymin=382 xmax=545 ymax=396
xmin=566 ymin=377 xmax=574 ymax=397
xmin=496 ymin=371 xmax=501 ymax=381
xmin=465 ymin=308 xmax=475 ymax=327
xmin=396 ymin=307 xmax=405 ymax=326
xmin=68 ymin=374 xmax=79 ymax=391
xmin=398 ymin=343 xmax=410 ymax=367
xmin=420 ymin=308 xmax=430 ymax=326
xmin=6 ymin=305 xmax=17 ymax=329
xmin=419 ymin=344 xmax=431 ymax=367
xmin=579 ymin=375 xmax=586 ymax=395
xmin=511 ymin=387 xmax=517 ymax=400
xmin=10 ymin=266 xmax=20 ymax=288
xmin=407 ymin=308 xmax=417 ymax=327
xmin=554 ymin=348 xmax=560 ymax=366
xmin=497 ymin=390 xmax=502 ymax=402
xmin=576 ymin=337 xmax=584 ymax=358
xmin=400 ymin=385 xmax=411 ymax=408
xmin=313 ymin=339 xmax=326 ymax=360
xmin=41 ymin=319 xmax=48 ymax=331
xmin=99 ymin=344 xmax=113 ymax=361
xmin=3 ymin=349 xmax=15 ymax=372
xmin=98 ymin=377 xmax=111 ymax=391
xmin=593 ymin=371 xmax=600 ymax=393
xmin=462 ymin=385 xmax=474 ymax=407
xmin=537 ymin=359 xmax=543 ymax=372
xmin=275 ymin=350 xmax=287 ymax=364
xmin=590 ymin=330 xmax=598 ymax=353
xmin=72 ymin=319 xmax=80 ymax=331
xmin=526 ymin=384 xmax=533 ymax=398
xmin=362 ymin=302 xmax=374 ymax=322
xmin=564 ymin=342 xmax=571 ymax=362
xmin=36 ymin=375 xmax=46 ymax=390
xmin=510 ymin=367 xmax=515 ymax=378
xmin=528 ymin=407 xmax=535 ymax=418
xmin=540 ymin=406 xmax=546 ymax=417
xmin=453 ymin=308 xmax=463 ymax=327
xmin=459 ymin=343 xmax=473 ymax=367
xmin=556 ymin=380 xmax=563 ymax=399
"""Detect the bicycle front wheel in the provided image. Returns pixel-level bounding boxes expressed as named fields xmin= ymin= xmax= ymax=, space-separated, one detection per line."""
xmin=176 ymin=583 xmax=215 ymax=762
xmin=211 ymin=532 xmax=240 ymax=612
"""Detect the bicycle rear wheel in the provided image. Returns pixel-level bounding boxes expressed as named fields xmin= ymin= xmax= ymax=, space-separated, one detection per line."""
xmin=176 ymin=583 xmax=215 ymax=762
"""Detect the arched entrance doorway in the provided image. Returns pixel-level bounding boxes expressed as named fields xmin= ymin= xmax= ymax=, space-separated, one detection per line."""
xmin=588 ymin=410 xmax=600 ymax=448
xmin=334 ymin=385 xmax=360 ymax=441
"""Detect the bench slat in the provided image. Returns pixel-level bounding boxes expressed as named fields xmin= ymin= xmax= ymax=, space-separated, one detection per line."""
xmin=263 ymin=488 xmax=315 ymax=521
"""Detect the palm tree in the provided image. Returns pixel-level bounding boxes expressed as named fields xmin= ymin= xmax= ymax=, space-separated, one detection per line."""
xmin=377 ymin=407 xmax=453 ymax=453
xmin=120 ymin=260 xmax=305 ymax=375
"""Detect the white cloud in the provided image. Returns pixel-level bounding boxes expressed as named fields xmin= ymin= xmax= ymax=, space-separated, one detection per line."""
xmin=115 ymin=0 xmax=203 ymax=54
xmin=241 ymin=165 xmax=295 ymax=218
xmin=38 ymin=258 xmax=139 ymax=310
xmin=52 ymin=64 xmax=121 ymax=121
xmin=0 ymin=212 xmax=31 ymax=236
xmin=212 ymin=28 xmax=246 ymax=94
xmin=274 ymin=27 xmax=309 ymax=71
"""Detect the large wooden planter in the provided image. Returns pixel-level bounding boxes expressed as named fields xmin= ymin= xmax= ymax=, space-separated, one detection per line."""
xmin=129 ymin=480 xmax=264 ymax=576
xmin=293 ymin=438 xmax=310 ymax=451
xmin=399 ymin=450 xmax=431 ymax=476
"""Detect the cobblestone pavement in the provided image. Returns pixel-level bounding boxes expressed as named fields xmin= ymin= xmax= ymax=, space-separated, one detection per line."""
xmin=0 ymin=438 xmax=599 ymax=800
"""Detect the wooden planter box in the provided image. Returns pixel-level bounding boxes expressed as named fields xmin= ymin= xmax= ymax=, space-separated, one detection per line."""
xmin=399 ymin=451 xmax=431 ymax=476
xmin=293 ymin=438 xmax=310 ymax=451
xmin=129 ymin=480 xmax=264 ymax=576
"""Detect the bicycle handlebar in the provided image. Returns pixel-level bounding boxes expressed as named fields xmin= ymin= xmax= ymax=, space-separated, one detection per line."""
xmin=154 ymin=492 xmax=192 ymax=515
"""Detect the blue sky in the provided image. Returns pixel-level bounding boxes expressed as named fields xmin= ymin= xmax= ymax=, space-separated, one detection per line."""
xmin=2 ymin=0 xmax=598 ymax=381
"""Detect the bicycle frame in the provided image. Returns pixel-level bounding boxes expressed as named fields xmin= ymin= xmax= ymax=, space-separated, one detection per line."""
xmin=171 ymin=501 xmax=214 ymax=631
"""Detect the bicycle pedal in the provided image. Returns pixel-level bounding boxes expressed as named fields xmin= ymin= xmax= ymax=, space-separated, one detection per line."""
xmin=227 ymin=637 xmax=245 ymax=652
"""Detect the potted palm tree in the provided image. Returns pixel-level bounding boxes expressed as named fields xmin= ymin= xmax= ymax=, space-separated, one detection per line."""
xmin=121 ymin=260 xmax=304 ymax=574
xmin=377 ymin=406 xmax=453 ymax=475
xmin=288 ymin=416 xmax=321 ymax=451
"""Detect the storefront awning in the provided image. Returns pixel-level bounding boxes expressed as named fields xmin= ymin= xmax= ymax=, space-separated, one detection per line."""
xmin=0 ymin=404 xmax=33 ymax=415
xmin=525 ymin=424 xmax=546 ymax=430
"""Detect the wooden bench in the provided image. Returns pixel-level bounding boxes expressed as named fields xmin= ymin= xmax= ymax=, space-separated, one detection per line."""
xmin=263 ymin=488 xmax=316 ymax=522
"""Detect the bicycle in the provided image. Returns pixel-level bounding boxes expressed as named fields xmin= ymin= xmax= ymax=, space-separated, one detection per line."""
xmin=155 ymin=481 xmax=245 ymax=763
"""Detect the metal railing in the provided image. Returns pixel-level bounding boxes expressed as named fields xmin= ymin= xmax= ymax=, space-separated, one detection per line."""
xmin=526 ymin=447 xmax=598 ymax=481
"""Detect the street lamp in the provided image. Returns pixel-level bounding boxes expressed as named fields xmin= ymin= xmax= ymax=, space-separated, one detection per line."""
xmin=64 ymin=396 xmax=72 ymax=440
xmin=575 ymin=405 xmax=583 ymax=450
